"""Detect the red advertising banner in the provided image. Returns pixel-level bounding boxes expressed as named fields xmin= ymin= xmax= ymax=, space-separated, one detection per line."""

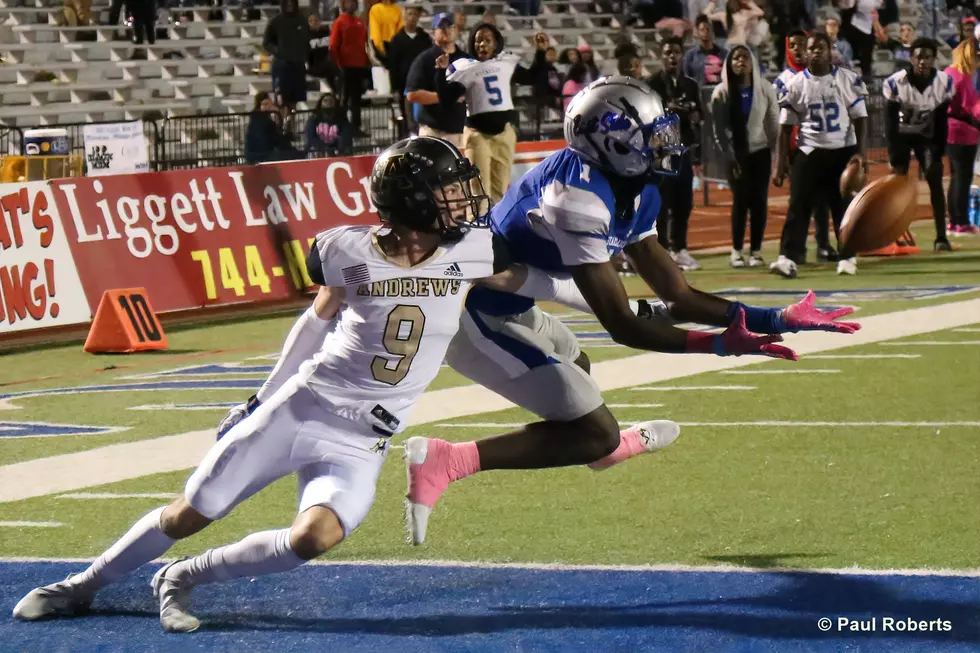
xmin=0 ymin=182 xmax=91 ymax=334
xmin=49 ymin=157 xmax=380 ymax=314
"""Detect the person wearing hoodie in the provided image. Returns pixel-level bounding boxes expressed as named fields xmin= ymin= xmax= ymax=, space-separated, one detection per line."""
xmin=435 ymin=25 xmax=550 ymax=201
xmin=648 ymin=36 xmax=703 ymax=271
xmin=245 ymin=92 xmax=301 ymax=164
xmin=772 ymin=31 xmax=869 ymax=278
xmin=946 ymin=39 xmax=980 ymax=235
xmin=711 ymin=45 xmax=779 ymax=269
xmin=883 ymin=38 xmax=954 ymax=251
xmin=775 ymin=29 xmax=837 ymax=262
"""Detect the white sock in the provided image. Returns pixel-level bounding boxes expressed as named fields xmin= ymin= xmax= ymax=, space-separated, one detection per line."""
xmin=169 ymin=528 xmax=304 ymax=587
xmin=72 ymin=507 xmax=175 ymax=592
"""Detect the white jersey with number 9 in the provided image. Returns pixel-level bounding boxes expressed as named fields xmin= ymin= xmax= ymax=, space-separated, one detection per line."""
xmin=447 ymin=53 xmax=522 ymax=115
xmin=300 ymin=225 xmax=493 ymax=433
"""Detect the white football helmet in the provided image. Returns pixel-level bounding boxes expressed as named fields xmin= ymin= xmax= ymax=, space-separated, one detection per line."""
xmin=563 ymin=75 xmax=685 ymax=179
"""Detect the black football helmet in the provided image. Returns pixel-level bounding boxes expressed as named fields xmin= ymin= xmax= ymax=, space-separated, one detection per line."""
xmin=370 ymin=136 xmax=490 ymax=243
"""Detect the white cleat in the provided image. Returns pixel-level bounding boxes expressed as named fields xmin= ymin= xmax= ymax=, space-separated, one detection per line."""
xmin=12 ymin=574 xmax=92 ymax=621
xmin=403 ymin=436 xmax=456 ymax=547
xmin=151 ymin=560 xmax=200 ymax=634
xmin=730 ymin=249 xmax=746 ymax=268
xmin=836 ymin=257 xmax=858 ymax=275
xmin=632 ymin=420 xmax=681 ymax=453
xmin=748 ymin=251 xmax=765 ymax=267
xmin=672 ymin=249 xmax=701 ymax=271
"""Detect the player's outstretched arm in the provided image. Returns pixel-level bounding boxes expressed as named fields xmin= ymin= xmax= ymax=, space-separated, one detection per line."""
xmin=216 ymin=285 xmax=345 ymax=439
xmin=623 ymin=236 xmax=860 ymax=335
xmin=571 ymin=259 xmax=796 ymax=359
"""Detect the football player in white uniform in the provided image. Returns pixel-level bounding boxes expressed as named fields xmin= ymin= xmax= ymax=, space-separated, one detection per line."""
xmin=772 ymin=31 xmax=869 ymax=277
xmin=12 ymin=137 xmax=498 ymax=633
xmin=436 ymin=24 xmax=550 ymax=202
xmin=882 ymin=38 xmax=954 ymax=251
xmin=774 ymin=29 xmax=838 ymax=263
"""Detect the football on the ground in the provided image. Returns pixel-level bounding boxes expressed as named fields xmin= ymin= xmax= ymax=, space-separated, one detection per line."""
xmin=839 ymin=157 xmax=868 ymax=199
xmin=839 ymin=174 xmax=918 ymax=256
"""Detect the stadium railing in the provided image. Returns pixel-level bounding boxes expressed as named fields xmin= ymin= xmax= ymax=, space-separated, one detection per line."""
xmin=8 ymin=80 xmax=889 ymax=176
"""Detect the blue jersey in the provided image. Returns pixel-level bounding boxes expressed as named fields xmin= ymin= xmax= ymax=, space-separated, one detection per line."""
xmin=468 ymin=148 xmax=661 ymax=316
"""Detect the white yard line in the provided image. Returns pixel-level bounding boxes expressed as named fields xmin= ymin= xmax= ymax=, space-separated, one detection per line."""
xmin=1 ymin=556 xmax=976 ymax=578
xmin=55 ymin=492 xmax=179 ymax=500
xmin=127 ymin=403 xmax=237 ymax=412
xmin=632 ymin=385 xmax=756 ymax=391
xmin=720 ymin=369 xmax=840 ymax=375
xmin=806 ymin=354 xmax=921 ymax=359
xmin=952 ymin=327 xmax=980 ymax=333
xmin=1 ymin=299 xmax=979 ymax=503
xmin=881 ymin=341 xmax=980 ymax=346
xmin=606 ymin=403 xmax=664 ymax=408
xmin=435 ymin=421 xmax=980 ymax=429
xmin=0 ymin=521 xmax=64 ymax=528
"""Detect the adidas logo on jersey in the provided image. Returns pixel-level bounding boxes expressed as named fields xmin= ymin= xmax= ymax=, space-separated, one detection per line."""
xmin=444 ymin=263 xmax=463 ymax=277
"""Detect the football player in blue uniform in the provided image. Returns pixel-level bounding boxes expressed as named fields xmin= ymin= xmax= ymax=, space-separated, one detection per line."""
xmin=406 ymin=76 xmax=862 ymax=544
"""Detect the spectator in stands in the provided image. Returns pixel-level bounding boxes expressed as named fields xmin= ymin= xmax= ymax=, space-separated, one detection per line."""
xmin=454 ymin=9 xmax=468 ymax=52
xmin=264 ymin=0 xmax=311 ymax=118
xmin=946 ymin=39 xmax=980 ymax=234
xmin=305 ymin=93 xmax=353 ymax=156
xmin=946 ymin=15 xmax=977 ymax=48
xmin=883 ymin=21 xmax=916 ymax=72
xmin=436 ymin=27 xmax=549 ymax=201
xmin=307 ymin=13 xmax=337 ymax=90
xmin=385 ymin=3 xmax=432 ymax=135
xmin=824 ymin=15 xmax=854 ymax=69
xmin=884 ymin=38 xmax=953 ymax=250
xmin=330 ymin=0 xmax=371 ymax=136
xmin=836 ymin=0 xmax=881 ymax=78
xmin=405 ymin=12 xmax=467 ymax=146
xmin=368 ymin=0 xmax=403 ymax=63
xmin=711 ymin=45 xmax=778 ymax=268
xmin=130 ymin=0 xmax=156 ymax=57
xmin=246 ymin=92 xmax=300 ymax=163
xmin=617 ymin=53 xmax=643 ymax=78
xmin=769 ymin=0 xmax=814 ymax=69
xmin=559 ymin=47 xmax=581 ymax=66
xmin=481 ymin=10 xmax=498 ymax=26
xmin=648 ymin=36 xmax=703 ymax=271
xmin=705 ymin=0 xmax=768 ymax=49
xmin=533 ymin=46 xmax=563 ymax=111
xmin=684 ymin=14 xmax=727 ymax=86
xmin=561 ymin=62 xmax=589 ymax=110
xmin=579 ymin=45 xmax=600 ymax=83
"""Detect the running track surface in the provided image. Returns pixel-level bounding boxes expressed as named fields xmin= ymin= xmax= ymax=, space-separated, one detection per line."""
xmin=689 ymin=162 xmax=933 ymax=250
xmin=2 ymin=561 xmax=977 ymax=652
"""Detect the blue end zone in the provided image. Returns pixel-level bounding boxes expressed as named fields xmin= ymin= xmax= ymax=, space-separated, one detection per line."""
xmin=1 ymin=562 xmax=977 ymax=653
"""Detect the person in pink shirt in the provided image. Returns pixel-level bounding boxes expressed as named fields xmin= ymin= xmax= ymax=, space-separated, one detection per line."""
xmin=561 ymin=62 xmax=588 ymax=112
xmin=946 ymin=39 xmax=980 ymax=234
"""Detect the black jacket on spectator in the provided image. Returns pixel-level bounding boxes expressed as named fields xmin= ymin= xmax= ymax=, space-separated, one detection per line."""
xmin=386 ymin=28 xmax=433 ymax=93
xmin=406 ymin=45 xmax=468 ymax=132
xmin=263 ymin=3 xmax=309 ymax=66
xmin=305 ymin=107 xmax=353 ymax=156
xmin=647 ymin=70 xmax=703 ymax=164
xmin=308 ymin=25 xmax=334 ymax=79
xmin=245 ymin=111 xmax=298 ymax=164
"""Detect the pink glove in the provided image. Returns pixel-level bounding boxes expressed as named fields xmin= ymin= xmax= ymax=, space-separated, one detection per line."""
xmin=782 ymin=290 xmax=861 ymax=334
xmin=688 ymin=309 xmax=799 ymax=361
xmin=720 ymin=308 xmax=799 ymax=360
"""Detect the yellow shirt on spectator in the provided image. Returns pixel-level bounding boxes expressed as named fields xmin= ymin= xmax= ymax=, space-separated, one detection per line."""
xmin=368 ymin=1 xmax=403 ymax=55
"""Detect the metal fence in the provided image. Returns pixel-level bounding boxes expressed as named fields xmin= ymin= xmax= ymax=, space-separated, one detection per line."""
xmin=6 ymin=79 xmax=893 ymax=176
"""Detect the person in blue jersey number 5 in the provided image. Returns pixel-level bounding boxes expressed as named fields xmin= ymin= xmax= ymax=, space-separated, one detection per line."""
xmin=404 ymin=76 xmax=865 ymax=545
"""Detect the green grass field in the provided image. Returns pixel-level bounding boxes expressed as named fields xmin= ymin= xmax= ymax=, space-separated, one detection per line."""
xmin=2 ymin=227 xmax=979 ymax=574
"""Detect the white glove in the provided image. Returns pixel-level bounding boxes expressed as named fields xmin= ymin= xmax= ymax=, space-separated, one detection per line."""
xmin=216 ymin=395 xmax=259 ymax=440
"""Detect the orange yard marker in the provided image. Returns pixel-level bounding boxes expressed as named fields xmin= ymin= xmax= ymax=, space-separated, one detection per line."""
xmin=84 ymin=288 xmax=168 ymax=353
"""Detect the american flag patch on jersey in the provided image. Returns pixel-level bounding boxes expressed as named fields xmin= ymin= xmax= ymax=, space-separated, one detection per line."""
xmin=342 ymin=264 xmax=370 ymax=285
